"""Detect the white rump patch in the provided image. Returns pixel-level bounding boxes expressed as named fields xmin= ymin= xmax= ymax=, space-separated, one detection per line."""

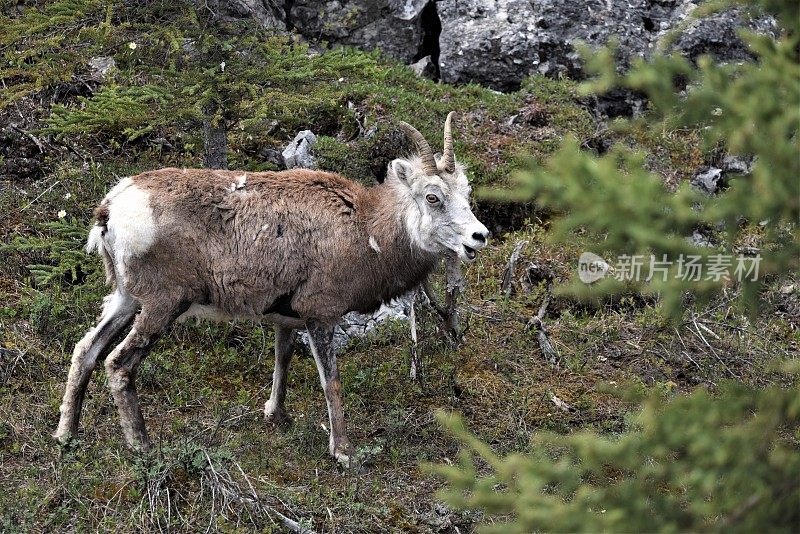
xmin=369 ymin=235 xmax=381 ymax=253
xmin=104 ymin=178 xmax=157 ymax=262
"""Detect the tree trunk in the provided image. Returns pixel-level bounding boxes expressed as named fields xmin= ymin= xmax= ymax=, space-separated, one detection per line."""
xmin=203 ymin=102 xmax=228 ymax=170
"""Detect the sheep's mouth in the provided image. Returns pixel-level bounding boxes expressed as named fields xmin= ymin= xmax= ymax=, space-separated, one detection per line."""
xmin=463 ymin=245 xmax=477 ymax=260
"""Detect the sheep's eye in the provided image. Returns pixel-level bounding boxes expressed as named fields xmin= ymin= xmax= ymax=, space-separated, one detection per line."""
xmin=426 ymin=193 xmax=440 ymax=204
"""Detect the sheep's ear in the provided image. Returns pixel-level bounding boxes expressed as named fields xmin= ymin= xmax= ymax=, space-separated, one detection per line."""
xmin=389 ymin=158 xmax=415 ymax=185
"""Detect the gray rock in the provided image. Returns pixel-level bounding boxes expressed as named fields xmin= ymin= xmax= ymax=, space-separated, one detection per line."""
xmin=228 ymin=0 xmax=776 ymax=116
xmin=289 ymin=0 xmax=428 ymax=63
xmin=692 ymin=156 xmax=753 ymax=195
xmin=298 ymin=292 xmax=415 ymax=352
xmin=220 ymin=0 xmax=287 ymax=30
xmin=670 ymin=7 xmax=778 ymax=63
xmin=88 ymin=56 xmax=116 ymax=78
xmin=434 ymin=0 xmax=775 ymax=93
xmin=410 ymin=55 xmax=436 ymax=79
xmin=260 ymin=147 xmax=285 ymax=169
xmin=282 ymin=130 xmax=318 ymax=169
xmin=692 ymin=167 xmax=723 ymax=194
xmin=721 ymin=154 xmax=754 ymax=175
xmin=688 ymin=230 xmax=714 ymax=248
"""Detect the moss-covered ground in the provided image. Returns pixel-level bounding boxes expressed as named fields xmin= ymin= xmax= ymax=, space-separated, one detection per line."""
xmin=1 ymin=1 xmax=797 ymax=531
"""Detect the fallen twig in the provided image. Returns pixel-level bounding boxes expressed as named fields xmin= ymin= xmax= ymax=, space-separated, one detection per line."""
xmin=21 ymin=179 xmax=60 ymax=211
xmin=690 ymin=315 xmax=739 ymax=379
xmin=444 ymin=255 xmax=465 ymax=343
xmin=409 ymin=288 xmax=423 ymax=383
xmin=202 ymin=452 xmax=315 ymax=533
xmin=501 ymin=240 xmax=528 ymax=297
xmin=526 ymin=282 xmax=560 ymax=366
xmin=9 ymin=123 xmax=46 ymax=153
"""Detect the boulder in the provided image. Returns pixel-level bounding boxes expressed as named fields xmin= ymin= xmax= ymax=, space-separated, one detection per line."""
xmin=298 ymin=293 xmax=415 ymax=352
xmin=219 ymin=0 xmax=287 ymax=30
xmin=289 ymin=0 xmax=429 ymax=63
xmin=437 ymin=0 xmax=775 ymax=93
xmin=670 ymin=7 xmax=778 ymax=63
xmin=282 ymin=130 xmax=318 ymax=169
xmin=692 ymin=167 xmax=724 ymax=194
xmin=260 ymin=147 xmax=286 ymax=169
xmin=231 ymin=1 xmax=776 ymax=108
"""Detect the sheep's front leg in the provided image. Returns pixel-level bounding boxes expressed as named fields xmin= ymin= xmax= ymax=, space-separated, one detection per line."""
xmin=306 ymin=320 xmax=354 ymax=467
xmin=264 ymin=326 xmax=295 ymax=427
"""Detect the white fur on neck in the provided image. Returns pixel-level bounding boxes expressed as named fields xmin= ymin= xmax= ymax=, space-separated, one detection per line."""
xmin=385 ymin=178 xmax=436 ymax=253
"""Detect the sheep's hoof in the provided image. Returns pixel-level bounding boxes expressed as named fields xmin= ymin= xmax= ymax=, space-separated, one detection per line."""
xmin=335 ymin=451 xmax=352 ymax=468
xmin=332 ymin=441 xmax=356 ymax=469
xmin=264 ymin=408 xmax=293 ymax=429
xmin=126 ymin=437 xmax=153 ymax=453
xmin=53 ymin=428 xmax=74 ymax=446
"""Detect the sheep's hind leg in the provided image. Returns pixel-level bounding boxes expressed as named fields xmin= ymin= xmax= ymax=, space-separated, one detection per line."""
xmin=264 ymin=325 xmax=295 ymax=428
xmin=54 ymin=291 xmax=138 ymax=444
xmin=306 ymin=320 xmax=354 ymax=467
xmin=104 ymin=301 xmax=187 ymax=450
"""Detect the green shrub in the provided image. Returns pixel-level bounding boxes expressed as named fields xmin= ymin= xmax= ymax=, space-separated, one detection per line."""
xmin=0 ymin=217 xmax=101 ymax=287
xmin=433 ymin=374 xmax=800 ymax=532
xmin=0 ymin=0 xmax=109 ymax=108
xmin=44 ymin=85 xmax=172 ymax=144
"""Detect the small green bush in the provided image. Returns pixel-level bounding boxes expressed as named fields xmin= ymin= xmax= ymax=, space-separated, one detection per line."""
xmin=0 ymin=217 xmax=101 ymax=287
xmin=433 ymin=374 xmax=800 ymax=532
xmin=44 ymin=85 xmax=172 ymax=144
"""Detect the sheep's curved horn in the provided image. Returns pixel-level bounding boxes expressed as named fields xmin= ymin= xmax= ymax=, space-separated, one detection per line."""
xmin=440 ymin=111 xmax=456 ymax=173
xmin=398 ymin=121 xmax=438 ymax=176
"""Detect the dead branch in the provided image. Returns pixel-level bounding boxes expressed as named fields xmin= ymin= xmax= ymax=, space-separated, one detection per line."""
xmin=422 ymin=276 xmax=447 ymax=318
xmin=409 ymin=288 xmax=423 ymax=383
xmin=9 ymin=123 xmax=46 ymax=153
xmin=410 ymin=259 xmax=464 ymax=383
xmin=501 ymin=240 xmax=528 ymax=297
xmin=201 ymin=452 xmax=315 ymax=533
xmin=443 ymin=255 xmax=465 ymax=343
xmin=526 ymin=282 xmax=560 ymax=366
xmin=418 ymin=258 xmax=465 ymax=345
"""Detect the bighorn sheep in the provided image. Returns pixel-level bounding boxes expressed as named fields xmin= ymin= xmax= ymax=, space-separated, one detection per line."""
xmin=54 ymin=113 xmax=489 ymax=466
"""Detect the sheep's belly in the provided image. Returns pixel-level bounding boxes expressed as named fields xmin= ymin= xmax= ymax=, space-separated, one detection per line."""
xmin=177 ymin=304 xmax=305 ymax=329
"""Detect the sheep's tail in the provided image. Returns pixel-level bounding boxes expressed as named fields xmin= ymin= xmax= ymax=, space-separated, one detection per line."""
xmin=86 ymin=203 xmax=117 ymax=286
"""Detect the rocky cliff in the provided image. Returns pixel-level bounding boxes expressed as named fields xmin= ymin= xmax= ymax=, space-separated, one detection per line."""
xmin=226 ymin=0 xmax=775 ymax=98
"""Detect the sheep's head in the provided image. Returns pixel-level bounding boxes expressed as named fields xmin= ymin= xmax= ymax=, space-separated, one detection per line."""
xmin=388 ymin=112 xmax=489 ymax=262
